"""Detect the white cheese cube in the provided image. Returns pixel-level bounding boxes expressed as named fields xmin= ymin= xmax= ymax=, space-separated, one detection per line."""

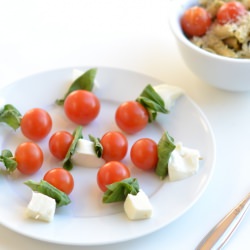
xmin=124 ymin=189 xmax=153 ymax=220
xmin=168 ymin=143 xmax=200 ymax=181
xmin=71 ymin=138 xmax=105 ymax=168
xmin=72 ymin=69 xmax=85 ymax=82
xmin=26 ymin=192 xmax=56 ymax=222
xmin=153 ymin=84 xmax=183 ymax=110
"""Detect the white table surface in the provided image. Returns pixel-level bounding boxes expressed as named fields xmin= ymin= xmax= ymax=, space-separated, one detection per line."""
xmin=1 ymin=0 xmax=250 ymax=249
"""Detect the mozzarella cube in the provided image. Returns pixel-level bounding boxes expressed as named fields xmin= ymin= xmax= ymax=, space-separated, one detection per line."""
xmin=72 ymin=69 xmax=85 ymax=82
xmin=124 ymin=189 xmax=153 ymax=220
xmin=153 ymin=84 xmax=183 ymax=110
xmin=71 ymin=138 xmax=105 ymax=168
xmin=26 ymin=192 xmax=56 ymax=222
xmin=168 ymin=143 xmax=200 ymax=181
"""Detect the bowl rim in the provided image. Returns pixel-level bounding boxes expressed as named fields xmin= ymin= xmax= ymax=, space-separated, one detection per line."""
xmin=168 ymin=0 xmax=250 ymax=64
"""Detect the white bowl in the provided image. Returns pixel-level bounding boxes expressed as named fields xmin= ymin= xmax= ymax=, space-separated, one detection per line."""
xmin=168 ymin=0 xmax=250 ymax=92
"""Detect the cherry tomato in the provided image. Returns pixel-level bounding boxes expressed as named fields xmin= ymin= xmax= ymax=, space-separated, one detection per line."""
xmin=100 ymin=131 xmax=128 ymax=162
xmin=49 ymin=131 xmax=73 ymax=160
xmin=43 ymin=168 xmax=74 ymax=195
xmin=64 ymin=90 xmax=100 ymax=125
xmin=130 ymin=138 xmax=158 ymax=170
xmin=20 ymin=108 xmax=52 ymax=141
xmin=15 ymin=142 xmax=44 ymax=175
xmin=217 ymin=1 xmax=246 ymax=25
xmin=181 ymin=6 xmax=211 ymax=37
xmin=97 ymin=161 xmax=130 ymax=192
xmin=115 ymin=101 xmax=149 ymax=134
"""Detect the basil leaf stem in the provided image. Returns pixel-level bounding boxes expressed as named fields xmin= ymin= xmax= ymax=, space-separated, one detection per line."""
xmin=136 ymin=84 xmax=168 ymax=122
xmin=63 ymin=126 xmax=83 ymax=170
xmin=24 ymin=180 xmax=71 ymax=207
xmin=0 ymin=104 xmax=22 ymax=130
xmin=155 ymin=131 xmax=176 ymax=180
xmin=0 ymin=149 xmax=17 ymax=173
xmin=103 ymin=178 xmax=140 ymax=203
xmin=88 ymin=134 xmax=103 ymax=158
xmin=56 ymin=68 xmax=97 ymax=105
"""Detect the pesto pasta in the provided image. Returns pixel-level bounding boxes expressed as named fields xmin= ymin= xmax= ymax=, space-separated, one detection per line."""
xmin=189 ymin=0 xmax=250 ymax=58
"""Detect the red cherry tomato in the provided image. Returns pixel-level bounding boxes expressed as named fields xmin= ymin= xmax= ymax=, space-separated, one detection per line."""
xmin=20 ymin=108 xmax=52 ymax=141
xmin=64 ymin=90 xmax=100 ymax=125
xmin=15 ymin=142 xmax=44 ymax=175
xmin=130 ymin=138 xmax=158 ymax=170
xmin=115 ymin=101 xmax=149 ymax=134
xmin=217 ymin=1 xmax=247 ymax=24
xmin=97 ymin=161 xmax=130 ymax=192
xmin=100 ymin=131 xmax=128 ymax=162
xmin=49 ymin=131 xmax=74 ymax=160
xmin=43 ymin=168 xmax=74 ymax=195
xmin=181 ymin=6 xmax=211 ymax=37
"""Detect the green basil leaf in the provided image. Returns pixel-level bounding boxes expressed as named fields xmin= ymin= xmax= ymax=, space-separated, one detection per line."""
xmin=63 ymin=159 xmax=74 ymax=171
xmin=136 ymin=97 xmax=159 ymax=122
xmin=56 ymin=68 xmax=97 ymax=105
xmin=136 ymin=84 xmax=168 ymax=122
xmin=24 ymin=180 xmax=71 ymax=207
xmin=88 ymin=134 xmax=103 ymax=158
xmin=63 ymin=126 xmax=83 ymax=170
xmin=103 ymin=178 xmax=140 ymax=203
xmin=155 ymin=131 xmax=176 ymax=180
xmin=2 ymin=157 xmax=17 ymax=172
xmin=1 ymin=149 xmax=13 ymax=158
xmin=0 ymin=149 xmax=17 ymax=173
xmin=0 ymin=104 xmax=22 ymax=130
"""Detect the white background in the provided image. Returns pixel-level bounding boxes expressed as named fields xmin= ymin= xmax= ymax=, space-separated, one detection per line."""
xmin=0 ymin=0 xmax=250 ymax=249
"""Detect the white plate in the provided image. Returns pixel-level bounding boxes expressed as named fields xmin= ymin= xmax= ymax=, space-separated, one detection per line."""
xmin=0 ymin=67 xmax=216 ymax=246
